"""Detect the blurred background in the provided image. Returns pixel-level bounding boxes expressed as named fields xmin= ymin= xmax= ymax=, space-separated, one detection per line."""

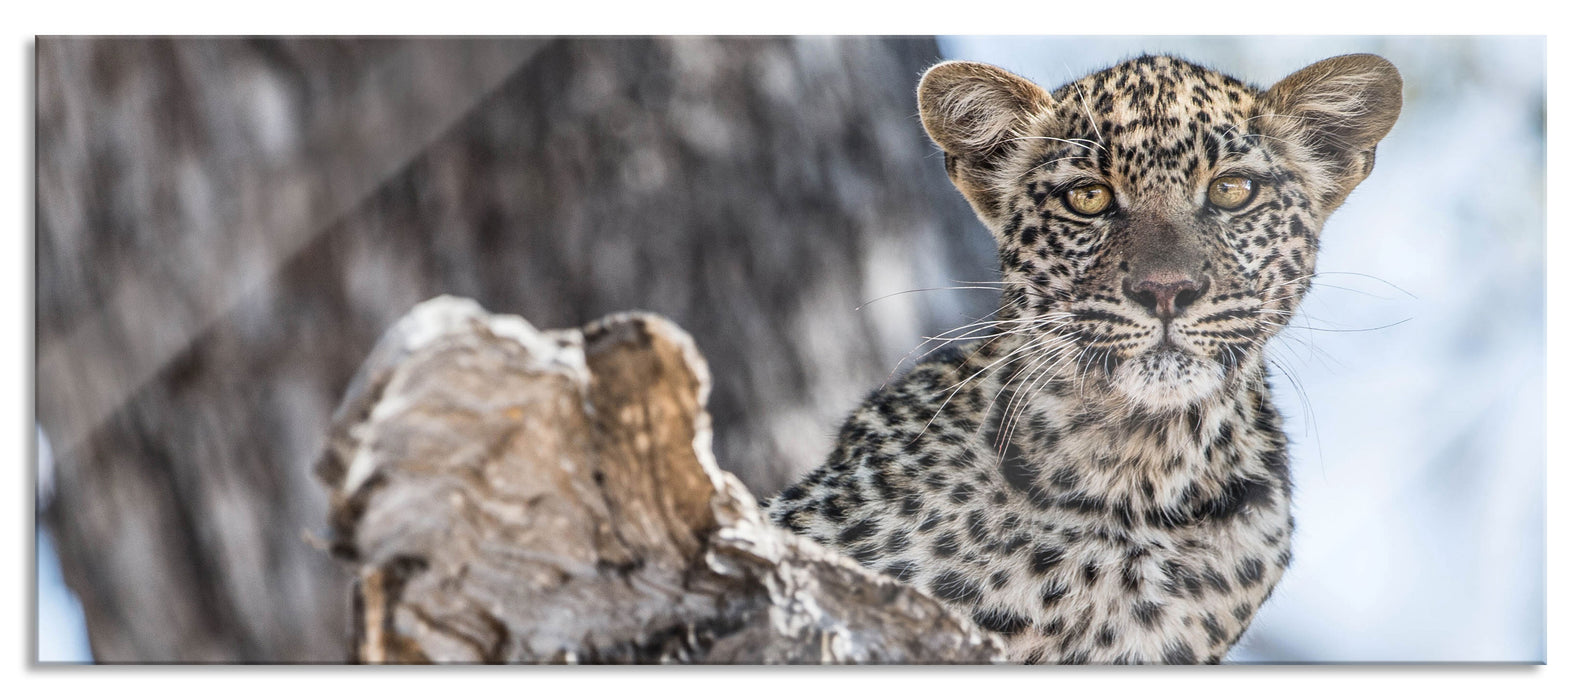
xmin=34 ymin=36 xmax=1544 ymax=663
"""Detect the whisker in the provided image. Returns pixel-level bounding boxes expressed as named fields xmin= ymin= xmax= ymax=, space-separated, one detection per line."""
xmin=996 ymin=135 xmax=1104 ymax=152
xmin=997 ymin=338 xmax=1086 ymax=457
xmin=855 ymin=285 xmax=1006 ymax=311
xmin=885 ymin=302 xmax=1023 ymax=383
xmin=985 ymin=332 xmax=1078 ymax=448
xmin=1277 ymin=319 xmax=1411 ymax=334
xmin=1312 ymin=271 xmax=1418 ymax=299
xmin=910 ymin=325 xmax=1074 ymax=442
xmin=1071 ymin=79 xmax=1107 ymax=147
xmin=1018 ymin=155 xmax=1094 ymax=179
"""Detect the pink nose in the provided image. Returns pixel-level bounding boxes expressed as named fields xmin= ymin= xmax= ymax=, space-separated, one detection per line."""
xmin=1123 ymin=275 xmax=1207 ymax=320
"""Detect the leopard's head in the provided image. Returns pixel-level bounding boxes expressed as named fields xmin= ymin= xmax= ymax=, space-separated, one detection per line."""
xmin=918 ymin=54 xmax=1401 ymax=412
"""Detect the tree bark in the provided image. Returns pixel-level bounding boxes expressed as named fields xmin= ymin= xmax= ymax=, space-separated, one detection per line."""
xmin=317 ymin=297 xmax=1003 ymax=663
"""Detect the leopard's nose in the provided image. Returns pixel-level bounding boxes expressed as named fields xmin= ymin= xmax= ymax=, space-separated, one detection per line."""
xmin=1123 ymin=274 xmax=1208 ymax=321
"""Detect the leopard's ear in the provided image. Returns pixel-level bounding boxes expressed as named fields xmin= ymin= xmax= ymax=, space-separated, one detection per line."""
xmin=918 ymin=61 xmax=1053 ymax=218
xmin=1259 ymin=54 xmax=1403 ymax=209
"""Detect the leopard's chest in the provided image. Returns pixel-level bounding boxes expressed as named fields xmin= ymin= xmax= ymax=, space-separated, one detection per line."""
xmin=766 ymin=356 xmax=1294 ymax=664
xmin=886 ymin=445 xmax=1293 ymax=664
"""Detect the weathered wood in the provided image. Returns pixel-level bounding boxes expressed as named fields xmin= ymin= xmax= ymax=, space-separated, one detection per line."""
xmin=316 ymin=297 xmax=1004 ymax=663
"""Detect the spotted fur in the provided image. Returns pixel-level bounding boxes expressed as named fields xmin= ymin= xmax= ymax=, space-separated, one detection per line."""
xmin=766 ymin=54 xmax=1401 ymax=664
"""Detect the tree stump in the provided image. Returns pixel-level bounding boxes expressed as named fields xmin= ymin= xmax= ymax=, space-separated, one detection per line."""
xmin=315 ymin=296 xmax=1006 ymax=663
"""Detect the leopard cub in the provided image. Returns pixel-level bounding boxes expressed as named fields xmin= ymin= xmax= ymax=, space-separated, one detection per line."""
xmin=767 ymin=54 xmax=1401 ymax=664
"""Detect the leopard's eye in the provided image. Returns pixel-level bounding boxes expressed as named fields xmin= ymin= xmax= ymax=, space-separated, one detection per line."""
xmin=1207 ymin=175 xmax=1256 ymax=210
xmin=1063 ymin=184 xmax=1114 ymax=216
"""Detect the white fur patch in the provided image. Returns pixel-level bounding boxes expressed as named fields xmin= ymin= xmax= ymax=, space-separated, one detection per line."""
xmin=1111 ymin=348 xmax=1226 ymax=412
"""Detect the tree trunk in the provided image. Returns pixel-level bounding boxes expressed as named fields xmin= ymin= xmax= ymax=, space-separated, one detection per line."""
xmin=37 ymin=37 xmax=993 ymax=662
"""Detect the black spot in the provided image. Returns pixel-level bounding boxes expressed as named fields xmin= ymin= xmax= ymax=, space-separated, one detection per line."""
xmin=1083 ymin=561 xmax=1101 ymax=585
xmin=1214 ymin=421 xmax=1235 ymax=450
xmin=1020 ymin=482 xmax=1058 ymax=510
xmin=965 ymin=510 xmax=990 ymax=542
xmin=1095 ymin=624 xmax=1116 ymax=648
xmin=1112 ymin=501 xmax=1136 ymax=529
xmin=1215 ymin=344 xmax=1244 ymax=371
xmin=780 ymin=485 xmax=806 ymax=502
xmin=817 ymin=494 xmax=846 ymax=522
xmin=932 ymin=532 xmax=961 ymax=558
xmin=1048 ymin=467 xmax=1079 ymax=490
xmin=1203 ymin=568 xmax=1231 ymax=594
xmin=784 ymin=514 xmax=810 ymax=535
xmin=1120 ymin=560 xmax=1145 ymax=592
xmin=899 ymin=493 xmax=924 ymax=517
xmin=1207 ymin=475 xmax=1275 ymax=520
xmin=1132 ymin=600 xmax=1163 ymax=628
xmin=929 ymin=570 xmax=984 ymax=604
xmin=1003 ymin=211 xmax=1025 ymax=238
xmin=1030 ymin=545 xmax=1066 ymax=574
xmin=1163 ymin=640 xmax=1196 ymax=664
xmin=999 ymin=532 xmax=1033 ymax=554
xmin=883 ymin=560 xmax=918 ymax=584
xmin=1261 ymin=447 xmax=1292 ymax=494
xmin=867 ymin=470 xmax=897 ymax=501
xmin=973 ymin=608 xmax=1032 ymax=636
xmin=884 ymin=529 xmax=909 ymax=555
xmin=918 ymin=510 xmax=944 ymax=533
xmin=850 ymin=542 xmax=883 ymax=565
xmin=949 ymin=482 xmax=976 ymax=504
xmin=1041 ymin=616 xmax=1065 ymax=636
xmin=1253 ymin=392 xmax=1280 ymax=433
xmin=989 ymin=569 xmax=1011 ymax=590
xmin=1041 ymin=579 xmax=1069 ymax=607
xmin=1019 ymin=225 xmax=1040 ymax=246
xmin=1061 ymin=649 xmax=1090 ymax=665
xmin=835 ymin=519 xmax=885 ymax=547
xmin=1233 ymin=603 xmax=1253 ymax=622
xmin=1201 ymin=614 xmax=1226 ymax=644
xmin=1099 ymin=349 xmax=1123 ymax=375
xmin=1178 ymin=568 xmax=1203 ymax=598
xmin=1058 ymin=492 xmax=1108 ymax=515
xmin=1237 ymin=557 xmax=1265 ymax=587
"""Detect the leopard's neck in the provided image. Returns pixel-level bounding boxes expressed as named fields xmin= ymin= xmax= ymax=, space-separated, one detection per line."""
xmin=977 ymin=337 xmax=1290 ymax=526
